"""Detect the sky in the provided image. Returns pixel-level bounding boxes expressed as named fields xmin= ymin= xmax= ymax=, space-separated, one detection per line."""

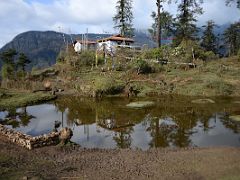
xmin=0 ymin=0 xmax=239 ymax=48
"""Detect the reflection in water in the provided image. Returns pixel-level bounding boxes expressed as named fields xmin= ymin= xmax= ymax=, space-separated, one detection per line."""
xmin=0 ymin=107 xmax=34 ymax=128
xmin=0 ymin=96 xmax=240 ymax=149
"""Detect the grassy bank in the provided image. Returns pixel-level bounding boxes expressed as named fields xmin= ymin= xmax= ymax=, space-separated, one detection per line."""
xmin=1 ymin=51 xmax=240 ymax=98
xmin=0 ymin=90 xmax=56 ymax=110
xmin=52 ymin=55 xmax=240 ymax=97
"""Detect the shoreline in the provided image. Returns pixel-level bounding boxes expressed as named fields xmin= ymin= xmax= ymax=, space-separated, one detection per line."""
xmin=0 ymin=136 xmax=240 ymax=179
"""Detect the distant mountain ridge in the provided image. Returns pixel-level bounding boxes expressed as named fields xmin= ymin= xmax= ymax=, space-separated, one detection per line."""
xmin=0 ymin=30 xmax=154 ymax=70
xmin=0 ymin=24 xmax=230 ymax=70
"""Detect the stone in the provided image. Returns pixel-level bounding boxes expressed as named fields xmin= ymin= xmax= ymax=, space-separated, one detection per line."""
xmin=191 ymin=99 xmax=215 ymax=104
xmin=126 ymin=101 xmax=155 ymax=108
xmin=0 ymin=124 xmax=60 ymax=150
xmin=229 ymin=115 xmax=240 ymax=122
xmin=59 ymin=127 xmax=73 ymax=144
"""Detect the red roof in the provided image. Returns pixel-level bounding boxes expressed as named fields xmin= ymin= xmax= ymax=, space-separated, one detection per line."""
xmin=76 ymin=40 xmax=97 ymax=44
xmin=97 ymin=34 xmax=134 ymax=43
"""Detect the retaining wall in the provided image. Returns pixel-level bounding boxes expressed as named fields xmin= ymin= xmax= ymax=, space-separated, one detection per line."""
xmin=0 ymin=124 xmax=60 ymax=150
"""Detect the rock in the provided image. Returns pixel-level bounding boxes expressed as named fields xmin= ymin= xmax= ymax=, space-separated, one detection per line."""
xmin=59 ymin=127 xmax=73 ymax=144
xmin=233 ymin=101 xmax=240 ymax=104
xmin=22 ymin=176 xmax=28 ymax=180
xmin=126 ymin=101 xmax=155 ymax=108
xmin=191 ymin=99 xmax=215 ymax=104
xmin=44 ymin=81 xmax=51 ymax=90
xmin=229 ymin=115 xmax=240 ymax=122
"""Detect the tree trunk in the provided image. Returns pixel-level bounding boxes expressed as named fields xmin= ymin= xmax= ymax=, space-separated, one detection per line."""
xmin=157 ymin=0 xmax=162 ymax=48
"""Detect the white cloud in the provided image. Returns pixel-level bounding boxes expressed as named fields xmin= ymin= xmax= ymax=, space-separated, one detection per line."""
xmin=0 ymin=0 xmax=239 ymax=48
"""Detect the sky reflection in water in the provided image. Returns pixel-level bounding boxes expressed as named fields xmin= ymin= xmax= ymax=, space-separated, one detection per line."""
xmin=0 ymin=96 xmax=239 ymax=150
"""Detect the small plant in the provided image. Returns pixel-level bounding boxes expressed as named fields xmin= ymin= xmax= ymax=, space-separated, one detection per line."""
xmin=135 ymin=59 xmax=153 ymax=74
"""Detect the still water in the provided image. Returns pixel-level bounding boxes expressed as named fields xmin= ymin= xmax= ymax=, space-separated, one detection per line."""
xmin=0 ymin=96 xmax=240 ymax=150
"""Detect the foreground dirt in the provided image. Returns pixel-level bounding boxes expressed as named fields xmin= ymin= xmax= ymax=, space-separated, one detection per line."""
xmin=0 ymin=137 xmax=240 ymax=180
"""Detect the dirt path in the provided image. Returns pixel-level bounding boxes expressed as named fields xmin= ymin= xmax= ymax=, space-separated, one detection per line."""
xmin=0 ymin=137 xmax=240 ymax=180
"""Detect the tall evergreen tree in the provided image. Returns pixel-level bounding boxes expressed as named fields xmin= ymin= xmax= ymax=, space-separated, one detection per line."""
xmin=155 ymin=0 xmax=173 ymax=47
xmin=17 ymin=53 xmax=30 ymax=71
xmin=173 ymin=0 xmax=203 ymax=46
xmin=148 ymin=10 xmax=174 ymax=44
xmin=224 ymin=22 xmax=240 ymax=56
xmin=0 ymin=48 xmax=17 ymax=66
xmin=0 ymin=49 xmax=17 ymax=79
xmin=201 ymin=20 xmax=218 ymax=54
xmin=113 ymin=0 xmax=134 ymax=37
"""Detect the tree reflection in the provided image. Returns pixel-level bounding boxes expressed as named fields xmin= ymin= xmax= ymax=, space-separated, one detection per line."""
xmin=113 ymin=128 xmax=133 ymax=149
xmin=0 ymin=107 xmax=34 ymax=128
xmin=220 ymin=113 xmax=240 ymax=133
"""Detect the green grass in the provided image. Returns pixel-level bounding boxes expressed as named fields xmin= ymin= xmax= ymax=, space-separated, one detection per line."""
xmin=54 ymin=55 xmax=240 ymax=97
xmin=0 ymin=91 xmax=56 ymax=110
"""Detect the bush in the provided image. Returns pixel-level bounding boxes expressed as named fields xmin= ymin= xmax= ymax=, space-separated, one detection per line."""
xmin=65 ymin=51 xmax=96 ymax=68
xmin=141 ymin=48 xmax=164 ymax=60
xmin=135 ymin=59 xmax=153 ymax=74
xmin=200 ymin=51 xmax=218 ymax=61
xmin=172 ymin=40 xmax=210 ymax=63
xmin=78 ymin=51 xmax=95 ymax=66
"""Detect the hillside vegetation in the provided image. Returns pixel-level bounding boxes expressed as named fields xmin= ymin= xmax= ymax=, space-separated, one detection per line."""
xmin=8 ymin=44 xmax=236 ymax=98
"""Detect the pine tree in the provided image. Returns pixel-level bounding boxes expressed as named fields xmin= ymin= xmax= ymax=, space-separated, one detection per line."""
xmin=0 ymin=48 xmax=17 ymax=66
xmin=173 ymin=0 xmax=203 ymax=46
xmin=224 ymin=22 xmax=240 ymax=56
xmin=201 ymin=20 xmax=218 ymax=54
xmin=156 ymin=0 xmax=173 ymax=47
xmin=113 ymin=0 xmax=134 ymax=37
xmin=148 ymin=10 xmax=173 ymax=44
xmin=17 ymin=53 xmax=30 ymax=71
xmin=0 ymin=49 xmax=17 ymax=79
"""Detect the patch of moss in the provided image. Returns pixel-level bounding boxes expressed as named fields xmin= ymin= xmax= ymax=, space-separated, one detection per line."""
xmin=126 ymin=101 xmax=155 ymax=108
xmin=191 ymin=99 xmax=215 ymax=104
xmin=0 ymin=92 xmax=56 ymax=110
xmin=93 ymin=76 xmax=125 ymax=95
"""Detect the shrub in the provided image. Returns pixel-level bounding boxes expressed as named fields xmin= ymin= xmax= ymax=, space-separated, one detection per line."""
xmin=141 ymin=48 xmax=164 ymax=60
xmin=135 ymin=59 xmax=153 ymax=74
xmin=172 ymin=40 xmax=210 ymax=63
xmin=199 ymin=51 xmax=218 ymax=61
xmin=78 ymin=51 xmax=95 ymax=66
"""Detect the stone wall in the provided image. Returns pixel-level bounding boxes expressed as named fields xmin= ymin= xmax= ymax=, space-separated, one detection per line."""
xmin=0 ymin=124 xmax=60 ymax=150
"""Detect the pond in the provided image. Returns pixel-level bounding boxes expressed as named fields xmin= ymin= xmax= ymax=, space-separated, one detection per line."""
xmin=0 ymin=96 xmax=240 ymax=150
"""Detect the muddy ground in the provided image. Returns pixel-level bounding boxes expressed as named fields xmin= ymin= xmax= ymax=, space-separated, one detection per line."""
xmin=0 ymin=137 xmax=240 ymax=180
